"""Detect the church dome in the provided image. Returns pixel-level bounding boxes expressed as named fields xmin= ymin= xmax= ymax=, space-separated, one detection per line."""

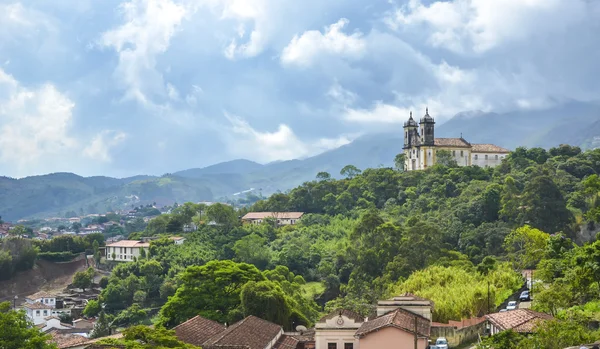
xmin=404 ymin=111 xmax=418 ymax=127
xmin=420 ymin=108 xmax=434 ymax=123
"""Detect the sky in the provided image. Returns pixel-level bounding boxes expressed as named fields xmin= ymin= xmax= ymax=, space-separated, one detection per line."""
xmin=1 ymin=0 xmax=600 ymax=178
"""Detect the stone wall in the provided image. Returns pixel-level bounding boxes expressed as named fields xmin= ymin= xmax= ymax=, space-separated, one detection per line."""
xmin=430 ymin=317 xmax=486 ymax=348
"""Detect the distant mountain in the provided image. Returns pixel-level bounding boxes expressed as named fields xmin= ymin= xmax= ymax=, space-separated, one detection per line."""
xmin=2 ymin=102 xmax=600 ymax=221
xmin=437 ymin=101 xmax=600 ymax=149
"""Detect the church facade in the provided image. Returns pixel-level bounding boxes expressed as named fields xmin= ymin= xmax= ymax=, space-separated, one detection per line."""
xmin=403 ymin=109 xmax=510 ymax=171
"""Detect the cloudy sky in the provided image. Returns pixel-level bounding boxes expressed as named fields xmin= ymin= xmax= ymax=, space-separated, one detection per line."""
xmin=1 ymin=0 xmax=599 ymax=178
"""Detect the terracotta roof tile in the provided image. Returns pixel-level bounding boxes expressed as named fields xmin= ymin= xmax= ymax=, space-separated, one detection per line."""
xmin=273 ymin=335 xmax=299 ymax=349
xmin=355 ymin=308 xmax=430 ymax=338
xmin=174 ymin=315 xmax=226 ymax=346
xmin=203 ymin=316 xmax=282 ymax=349
xmin=471 ymin=144 xmax=510 ymax=153
xmin=23 ymin=301 xmax=54 ymax=310
xmin=27 ymin=291 xmax=56 ymax=300
xmin=105 ymin=240 xmax=150 ymax=248
xmin=49 ymin=332 xmax=89 ymax=349
xmin=318 ymin=309 xmax=364 ymax=323
xmin=485 ymin=309 xmax=553 ymax=333
xmin=242 ymin=212 xmax=304 ymax=220
xmin=434 ymin=138 xmax=470 ymax=147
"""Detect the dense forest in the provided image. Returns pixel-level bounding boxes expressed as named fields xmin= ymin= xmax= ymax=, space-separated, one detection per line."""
xmin=6 ymin=144 xmax=600 ymax=348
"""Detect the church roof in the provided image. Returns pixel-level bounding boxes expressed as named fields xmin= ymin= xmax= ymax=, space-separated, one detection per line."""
xmin=471 ymin=144 xmax=510 ymax=153
xmin=420 ymin=108 xmax=434 ymax=123
xmin=404 ymin=112 xmax=418 ymax=127
xmin=434 ymin=138 xmax=470 ymax=147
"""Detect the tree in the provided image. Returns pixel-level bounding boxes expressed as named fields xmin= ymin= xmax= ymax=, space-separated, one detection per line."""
xmin=205 ymin=203 xmax=238 ymax=228
xmin=158 ymin=260 xmax=265 ymax=327
xmin=503 ymin=225 xmax=549 ymax=269
xmin=83 ymin=299 xmax=101 ymax=317
xmin=521 ymin=175 xmax=572 ymax=233
xmin=233 ymin=234 xmax=272 ymax=270
xmin=340 ymin=165 xmax=361 ymax=179
xmin=91 ymin=311 xmax=111 ymax=338
xmin=436 ymin=150 xmax=458 ymax=167
xmin=0 ymin=301 xmax=57 ymax=349
xmin=70 ymin=222 xmax=82 ymax=233
xmin=394 ymin=153 xmax=406 ymax=172
xmin=72 ymin=267 xmax=94 ymax=291
xmin=240 ymin=281 xmax=291 ymax=328
xmin=316 ymin=171 xmax=331 ymax=181
xmin=98 ymin=325 xmax=199 ymax=348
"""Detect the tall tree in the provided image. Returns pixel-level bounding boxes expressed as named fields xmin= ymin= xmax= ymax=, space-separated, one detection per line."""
xmin=521 ymin=175 xmax=573 ymax=233
xmin=240 ymin=281 xmax=291 ymax=328
xmin=340 ymin=165 xmax=361 ymax=179
xmin=0 ymin=301 xmax=57 ymax=349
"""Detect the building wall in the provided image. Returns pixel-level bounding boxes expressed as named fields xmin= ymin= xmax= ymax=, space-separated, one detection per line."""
xmin=430 ymin=321 xmax=487 ymax=347
xmin=471 ymin=153 xmax=507 ymax=168
xmin=244 ymin=218 xmax=300 ymax=226
xmin=26 ymin=308 xmax=52 ymax=325
xmin=107 ymin=246 xmax=144 ymax=262
xmin=376 ymin=305 xmax=432 ymax=320
xmin=359 ymin=327 xmax=428 ymax=349
xmin=28 ymin=297 xmax=56 ymax=307
xmin=315 ymin=315 xmax=363 ymax=349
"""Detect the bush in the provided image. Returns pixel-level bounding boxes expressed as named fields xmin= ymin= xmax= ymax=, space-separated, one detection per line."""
xmin=38 ymin=251 xmax=78 ymax=262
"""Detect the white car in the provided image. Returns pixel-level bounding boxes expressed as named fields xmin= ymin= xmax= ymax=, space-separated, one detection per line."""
xmin=506 ymin=301 xmax=518 ymax=310
xmin=435 ymin=337 xmax=449 ymax=349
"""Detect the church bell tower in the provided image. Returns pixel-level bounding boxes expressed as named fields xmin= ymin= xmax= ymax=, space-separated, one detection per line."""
xmin=403 ymin=112 xmax=418 ymax=149
xmin=420 ymin=108 xmax=435 ymax=146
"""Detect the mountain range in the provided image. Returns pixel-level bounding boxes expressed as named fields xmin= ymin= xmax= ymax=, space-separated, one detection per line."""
xmin=1 ymin=101 xmax=599 ymax=221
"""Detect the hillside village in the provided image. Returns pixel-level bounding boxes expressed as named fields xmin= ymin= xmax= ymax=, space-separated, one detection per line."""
xmin=4 ymin=143 xmax=600 ymax=349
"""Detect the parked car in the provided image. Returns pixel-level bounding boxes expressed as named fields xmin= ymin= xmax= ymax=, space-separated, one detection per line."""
xmin=519 ymin=290 xmax=530 ymax=301
xmin=506 ymin=301 xmax=518 ymax=310
xmin=435 ymin=337 xmax=449 ymax=349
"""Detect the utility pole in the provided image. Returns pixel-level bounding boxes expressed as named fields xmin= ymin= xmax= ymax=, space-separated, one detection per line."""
xmin=487 ymin=281 xmax=490 ymax=314
xmin=414 ymin=315 xmax=418 ymax=349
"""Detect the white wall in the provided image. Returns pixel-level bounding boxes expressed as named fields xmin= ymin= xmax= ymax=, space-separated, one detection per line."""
xmin=107 ymin=246 xmax=144 ymax=262
xmin=315 ymin=315 xmax=362 ymax=349
xmin=471 ymin=153 xmax=507 ymax=168
xmin=27 ymin=297 xmax=56 ymax=307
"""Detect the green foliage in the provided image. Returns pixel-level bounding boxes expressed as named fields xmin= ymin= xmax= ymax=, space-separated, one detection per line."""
xmin=503 ymin=225 xmax=550 ymax=269
xmin=38 ymin=251 xmax=77 ymax=262
xmin=396 ymin=263 xmax=522 ymax=322
xmin=72 ymin=267 xmax=94 ymax=291
xmin=233 ymin=234 xmax=272 ymax=269
xmin=241 ymin=281 xmax=291 ymax=328
xmin=0 ymin=301 xmax=57 ymax=349
xmin=0 ymin=238 xmax=38 ymax=280
xmin=158 ymin=260 xmax=265 ymax=327
xmin=84 ymin=299 xmax=102 ymax=317
xmin=436 ymin=150 xmax=458 ymax=167
xmin=98 ymin=325 xmax=200 ymax=348
xmin=91 ymin=311 xmax=111 ymax=338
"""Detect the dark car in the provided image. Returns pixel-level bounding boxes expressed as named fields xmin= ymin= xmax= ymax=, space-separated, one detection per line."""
xmin=519 ymin=290 xmax=530 ymax=301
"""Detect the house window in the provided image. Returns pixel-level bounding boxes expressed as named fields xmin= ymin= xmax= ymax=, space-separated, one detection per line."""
xmin=474 ymin=154 xmax=478 ymax=160
xmin=36 ymin=311 xmax=40 ymax=316
xmin=495 ymin=155 xmax=499 ymax=160
xmin=120 ymin=247 xmax=123 ymax=254
xmin=485 ymin=155 xmax=488 ymax=160
xmin=45 ymin=299 xmax=48 ymax=304
xmin=328 ymin=344 xmax=337 ymax=349
xmin=452 ymin=150 xmax=456 ymax=156
xmin=345 ymin=344 xmax=354 ymax=349
xmin=43 ymin=310 xmax=48 ymax=316
xmin=460 ymin=150 xmax=464 ymax=157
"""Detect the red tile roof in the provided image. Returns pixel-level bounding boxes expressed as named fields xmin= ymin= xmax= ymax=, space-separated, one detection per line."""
xmin=23 ymin=302 xmax=54 ymax=310
xmin=105 ymin=240 xmax=150 ymax=248
xmin=174 ymin=315 xmax=226 ymax=346
xmin=273 ymin=335 xmax=299 ymax=349
xmin=434 ymin=138 xmax=471 ymax=147
xmin=49 ymin=332 xmax=89 ymax=349
xmin=355 ymin=308 xmax=430 ymax=338
xmin=485 ymin=309 xmax=553 ymax=333
xmin=318 ymin=309 xmax=365 ymax=323
xmin=27 ymin=291 xmax=56 ymax=300
xmin=471 ymin=144 xmax=510 ymax=153
xmin=242 ymin=212 xmax=304 ymax=220
xmin=203 ymin=316 xmax=282 ymax=349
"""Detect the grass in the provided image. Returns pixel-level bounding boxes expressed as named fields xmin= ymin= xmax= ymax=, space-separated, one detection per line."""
xmin=301 ymin=282 xmax=326 ymax=299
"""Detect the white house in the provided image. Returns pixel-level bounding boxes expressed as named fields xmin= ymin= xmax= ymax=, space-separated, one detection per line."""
xmin=241 ymin=212 xmax=304 ymax=226
xmin=41 ymin=316 xmax=74 ymax=332
xmin=170 ymin=236 xmax=186 ymax=245
xmin=26 ymin=291 xmax=57 ymax=308
xmin=105 ymin=240 xmax=150 ymax=262
xmin=23 ymin=302 xmax=54 ymax=325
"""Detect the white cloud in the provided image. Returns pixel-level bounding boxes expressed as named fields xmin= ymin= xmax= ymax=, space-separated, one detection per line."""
xmin=83 ymin=130 xmax=128 ymax=162
xmin=281 ymin=18 xmax=366 ymax=67
xmin=224 ymin=112 xmax=353 ymax=162
xmin=0 ymin=68 xmax=77 ymax=175
xmin=98 ymin=0 xmax=188 ymax=105
xmin=327 ymin=80 xmax=358 ymax=106
xmin=386 ymin=0 xmax=590 ymax=53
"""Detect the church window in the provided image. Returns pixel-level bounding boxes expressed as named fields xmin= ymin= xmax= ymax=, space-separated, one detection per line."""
xmin=495 ymin=155 xmax=499 ymax=160
xmin=460 ymin=150 xmax=464 ymax=157
xmin=405 ymin=131 xmax=407 ymax=139
xmin=485 ymin=155 xmax=488 ymax=160
xmin=421 ymin=128 xmax=423 ymax=136
xmin=474 ymin=155 xmax=478 ymax=160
